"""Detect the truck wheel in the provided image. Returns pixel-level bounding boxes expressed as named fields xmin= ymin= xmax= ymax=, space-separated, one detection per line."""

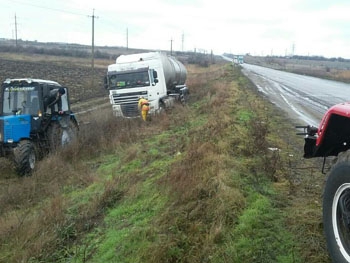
xmin=48 ymin=120 xmax=78 ymax=151
xmin=159 ymin=101 xmax=166 ymax=115
xmin=180 ymin=93 xmax=187 ymax=105
xmin=323 ymin=150 xmax=350 ymax=263
xmin=13 ymin=140 xmax=36 ymax=176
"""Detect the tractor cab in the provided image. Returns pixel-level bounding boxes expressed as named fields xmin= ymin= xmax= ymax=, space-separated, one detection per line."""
xmin=0 ymin=78 xmax=71 ymax=133
xmin=1 ymin=78 xmax=70 ymax=117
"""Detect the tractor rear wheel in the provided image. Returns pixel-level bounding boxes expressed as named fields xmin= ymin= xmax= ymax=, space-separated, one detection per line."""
xmin=323 ymin=150 xmax=350 ymax=263
xmin=13 ymin=140 xmax=36 ymax=176
xmin=48 ymin=119 xmax=78 ymax=151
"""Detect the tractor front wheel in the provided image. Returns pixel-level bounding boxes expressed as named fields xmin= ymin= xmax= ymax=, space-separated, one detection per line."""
xmin=324 ymin=150 xmax=350 ymax=263
xmin=13 ymin=140 xmax=36 ymax=176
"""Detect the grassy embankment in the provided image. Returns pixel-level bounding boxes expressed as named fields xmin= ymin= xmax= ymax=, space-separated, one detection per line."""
xmin=0 ymin=62 xmax=328 ymax=262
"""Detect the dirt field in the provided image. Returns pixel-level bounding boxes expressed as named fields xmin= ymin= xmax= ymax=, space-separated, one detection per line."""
xmin=0 ymin=54 xmax=109 ymax=103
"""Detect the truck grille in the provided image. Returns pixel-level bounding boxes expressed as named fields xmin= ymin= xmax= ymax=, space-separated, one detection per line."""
xmin=110 ymin=91 xmax=147 ymax=117
xmin=121 ymin=103 xmax=139 ymax=117
xmin=111 ymin=91 xmax=146 ymax=103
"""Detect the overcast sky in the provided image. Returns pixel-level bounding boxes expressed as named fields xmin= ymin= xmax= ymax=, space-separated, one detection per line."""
xmin=1 ymin=0 xmax=350 ymax=58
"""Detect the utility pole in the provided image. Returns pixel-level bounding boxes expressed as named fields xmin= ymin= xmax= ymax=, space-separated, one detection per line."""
xmin=89 ymin=9 xmax=98 ymax=72
xmin=88 ymin=9 xmax=98 ymax=96
xmin=170 ymin=38 xmax=173 ymax=56
xmin=126 ymin=28 xmax=128 ymax=50
xmin=181 ymin=32 xmax=184 ymax=52
xmin=14 ymin=13 xmax=18 ymax=49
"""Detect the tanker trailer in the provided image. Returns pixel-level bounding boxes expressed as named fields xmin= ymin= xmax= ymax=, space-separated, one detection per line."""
xmin=104 ymin=52 xmax=188 ymax=117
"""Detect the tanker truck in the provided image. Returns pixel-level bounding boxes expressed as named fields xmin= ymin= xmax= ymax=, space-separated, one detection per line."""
xmin=104 ymin=52 xmax=188 ymax=117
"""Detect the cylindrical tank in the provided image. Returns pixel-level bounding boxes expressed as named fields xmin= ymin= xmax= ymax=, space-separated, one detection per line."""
xmin=115 ymin=52 xmax=187 ymax=90
xmin=160 ymin=53 xmax=187 ymax=89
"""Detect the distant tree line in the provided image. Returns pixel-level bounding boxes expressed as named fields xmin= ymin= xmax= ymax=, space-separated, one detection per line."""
xmin=265 ymin=54 xmax=350 ymax=63
xmin=0 ymin=40 xmax=219 ymax=67
xmin=288 ymin=55 xmax=350 ymax=63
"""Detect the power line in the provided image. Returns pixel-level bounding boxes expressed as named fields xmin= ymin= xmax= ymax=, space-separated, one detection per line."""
xmin=8 ymin=0 xmax=88 ymax=17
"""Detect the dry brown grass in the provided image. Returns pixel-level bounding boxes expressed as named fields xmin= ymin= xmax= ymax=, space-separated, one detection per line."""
xmin=0 ymin=106 xmax=148 ymax=261
xmin=145 ymin=65 xmax=248 ymax=262
xmin=333 ymin=69 xmax=350 ymax=82
xmin=0 ymin=61 xmax=329 ymax=262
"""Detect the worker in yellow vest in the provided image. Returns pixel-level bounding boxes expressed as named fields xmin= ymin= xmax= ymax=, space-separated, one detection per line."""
xmin=138 ymin=96 xmax=150 ymax=121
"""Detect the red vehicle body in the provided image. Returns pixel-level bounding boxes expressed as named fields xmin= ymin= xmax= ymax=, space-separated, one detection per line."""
xmin=299 ymin=102 xmax=350 ymax=263
xmin=303 ymin=102 xmax=350 ymax=158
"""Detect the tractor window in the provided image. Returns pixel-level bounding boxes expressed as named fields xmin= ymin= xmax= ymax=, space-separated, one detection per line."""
xmin=60 ymin=91 xmax=68 ymax=111
xmin=2 ymin=86 xmax=39 ymax=115
xmin=45 ymin=87 xmax=69 ymax=114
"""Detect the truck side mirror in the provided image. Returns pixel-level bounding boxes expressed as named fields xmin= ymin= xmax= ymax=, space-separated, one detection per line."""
xmin=153 ymin=70 xmax=158 ymax=85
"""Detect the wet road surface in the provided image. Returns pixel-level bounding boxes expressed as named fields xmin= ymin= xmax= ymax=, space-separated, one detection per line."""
xmin=241 ymin=63 xmax=350 ymax=127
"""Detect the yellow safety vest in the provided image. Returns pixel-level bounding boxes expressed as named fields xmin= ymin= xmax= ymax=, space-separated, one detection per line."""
xmin=138 ymin=98 xmax=149 ymax=111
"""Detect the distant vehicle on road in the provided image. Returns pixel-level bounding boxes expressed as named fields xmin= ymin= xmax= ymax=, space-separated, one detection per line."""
xmin=233 ymin=55 xmax=244 ymax=64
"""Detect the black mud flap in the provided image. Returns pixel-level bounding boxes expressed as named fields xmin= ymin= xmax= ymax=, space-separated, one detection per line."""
xmin=304 ymin=136 xmax=317 ymax=158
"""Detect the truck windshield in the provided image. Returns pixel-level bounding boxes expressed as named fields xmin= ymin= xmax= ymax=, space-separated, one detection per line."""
xmin=2 ymin=86 xmax=40 ymax=116
xmin=109 ymin=71 xmax=150 ymax=89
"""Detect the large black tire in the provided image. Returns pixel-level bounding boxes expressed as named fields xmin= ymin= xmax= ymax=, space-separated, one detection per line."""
xmin=48 ymin=119 xmax=78 ymax=151
xmin=323 ymin=150 xmax=350 ymax=262
xmin=13 ymin=140 xmax=36 ymax=176
xmin=157 ymin=101 xmax=166 ymax=116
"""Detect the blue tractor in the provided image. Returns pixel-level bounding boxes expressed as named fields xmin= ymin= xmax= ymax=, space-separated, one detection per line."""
xmin=0 ymin=78 xmax=79 ymax=176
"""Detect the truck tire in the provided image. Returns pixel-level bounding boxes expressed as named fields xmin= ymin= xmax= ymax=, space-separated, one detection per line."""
xmin=323 ymin=149 xmax=350 ymax=263
xmin=13 ymin=140 xmax=36 ymax=176
xmin=48 ymin=119 xmax=78 ymax=151
xmin=158 ymin=101 xmax=166 ymax=115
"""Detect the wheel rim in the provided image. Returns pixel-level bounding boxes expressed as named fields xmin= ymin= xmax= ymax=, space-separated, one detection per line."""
xmin=61 ymin=129 xmax=71 ymax=145
xmin=29 ymin=150 xmax=35 ymax=170
xmin=333 ymin=183 xmax=350 ymax=261
xmin=158 ymin=103 xmax=165 ymax=115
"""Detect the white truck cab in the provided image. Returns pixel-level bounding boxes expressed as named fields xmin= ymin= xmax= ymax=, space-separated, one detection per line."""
xmin=105 ymin=52 xmax=188 ymax=117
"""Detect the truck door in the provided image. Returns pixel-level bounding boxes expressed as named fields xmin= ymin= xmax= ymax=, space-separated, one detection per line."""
xmin=148 ymin=69 xmax=161 ymax=101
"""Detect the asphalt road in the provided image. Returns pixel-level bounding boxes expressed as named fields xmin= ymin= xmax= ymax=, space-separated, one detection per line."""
xmin=240 ymin=63 xmax=350 ymax=127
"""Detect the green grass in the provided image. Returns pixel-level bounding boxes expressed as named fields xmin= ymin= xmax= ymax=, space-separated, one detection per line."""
xmin=221 ymin=192 xmax=300 ymax=263
xmin=70 ymin=149 xmax=171 ymax=262
xmin=91 ymin=192 xmax=166 ymax=263
xmin=75 ymin=64 xmax=309 ymax=263
xmin=0 ymin=63 xmax=328 ymax=263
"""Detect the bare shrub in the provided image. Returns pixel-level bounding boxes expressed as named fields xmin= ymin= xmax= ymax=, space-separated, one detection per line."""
xmin=67 ymin=108 xmax=142 ymax=160
xmin=0 ymin=158 xmax=15 ymax=178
